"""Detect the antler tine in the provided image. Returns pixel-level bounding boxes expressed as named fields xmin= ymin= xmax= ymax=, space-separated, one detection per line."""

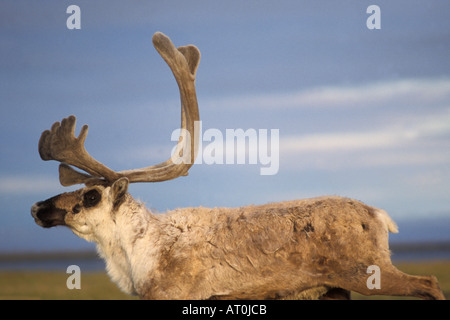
xmin=38 ymin=115 xmax=121 ymax=183
xmin=117 ymin=32 xmax=201 ymax=183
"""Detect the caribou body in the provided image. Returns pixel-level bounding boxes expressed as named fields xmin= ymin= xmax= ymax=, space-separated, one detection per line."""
xmin=31 ymin=32 xmax=445 ymax=300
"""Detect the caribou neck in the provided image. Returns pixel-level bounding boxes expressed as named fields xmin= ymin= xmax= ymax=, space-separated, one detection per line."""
xmin=94 ymin=194 xmax=163 ymax=295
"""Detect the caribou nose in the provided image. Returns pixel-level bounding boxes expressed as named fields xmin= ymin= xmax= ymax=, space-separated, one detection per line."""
xmin=31 ymin=199 xmax=67 ymax=228
xmin=31 ymin=201 xmax=49 ymax=227
xmin=31 ymin=201 xmax=43 ymax=219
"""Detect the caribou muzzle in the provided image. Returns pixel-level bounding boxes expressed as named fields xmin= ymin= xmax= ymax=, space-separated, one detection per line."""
xmin=31 ymin=197 xmax=68 ymax=228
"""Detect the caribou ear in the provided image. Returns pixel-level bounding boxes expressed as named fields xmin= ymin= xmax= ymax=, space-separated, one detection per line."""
xmin=111 ymin=177 xmax=129 ymax=208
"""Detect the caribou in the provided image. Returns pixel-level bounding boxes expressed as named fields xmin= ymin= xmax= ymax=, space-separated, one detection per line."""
xmin=31 ymin=32 xmax=445 ymax=300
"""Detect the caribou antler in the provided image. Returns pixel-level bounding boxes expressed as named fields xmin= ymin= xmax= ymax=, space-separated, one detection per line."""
xmin=39 ymin=115 xmax=121 ymax=185
xmin=39 ymin=32 xmax=200 ymax=186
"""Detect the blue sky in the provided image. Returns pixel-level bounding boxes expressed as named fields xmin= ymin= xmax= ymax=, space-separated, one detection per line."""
xmin=1 ymin=0 xmax=450 ymax=252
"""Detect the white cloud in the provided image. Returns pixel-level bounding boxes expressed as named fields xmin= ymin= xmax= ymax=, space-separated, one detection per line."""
xmin=279 ymin=109 xmax=450 ymax=169
xmin=282 ymin=130 xmax=399 ymax=152
xmin=204 ymin=78 xmax=450 ymax=110
xmin=282 ymin=110 xmax=450 ymax=151
xmin=0 ymin=175 xmax=65 ymax=195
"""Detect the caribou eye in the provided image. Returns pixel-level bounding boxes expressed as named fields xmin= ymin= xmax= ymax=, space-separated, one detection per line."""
xmin=83 ymin=189 xmax=101 ymax=208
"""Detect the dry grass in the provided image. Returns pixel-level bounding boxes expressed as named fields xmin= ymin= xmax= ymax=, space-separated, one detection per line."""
xmin=0 ymin=270 xmax=136 ymax=300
